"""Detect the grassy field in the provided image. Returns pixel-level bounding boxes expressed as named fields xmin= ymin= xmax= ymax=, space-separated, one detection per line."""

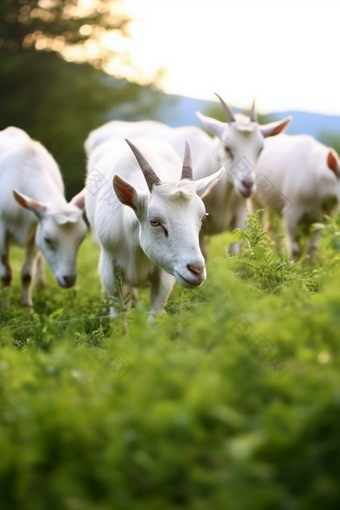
xmin=1 ymin=214 xmax=340 ymax=510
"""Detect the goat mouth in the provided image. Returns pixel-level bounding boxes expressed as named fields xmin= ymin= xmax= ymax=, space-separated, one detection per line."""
xmin=56 ymin=277 xmax=76 ymax=289
xmin=238 ymin=187 xmax=254 ymax=198
xmin=174 ymin=271 xmax=204 ymax=288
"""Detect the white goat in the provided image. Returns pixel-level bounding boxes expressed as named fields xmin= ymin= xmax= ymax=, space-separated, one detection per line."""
xmin=0 ymin=127 xmax=87 ymax=307
xmin=85 ymin=137 xmax=224 ymax=315
xmin=250 ymin=134 xmax=340 ymax=258
xmin=85 ymin=94 xmax=291 ymax=256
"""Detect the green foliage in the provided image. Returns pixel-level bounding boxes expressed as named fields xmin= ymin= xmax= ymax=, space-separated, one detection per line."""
xmin=0 ymin=0 xmax=130 ymax=64
xmin=0 ymin=0 xmax=171 ymax=199
xmin=0 ymin=50 xmax=169 ymax=199
xmin=2 ymin=214 xmax=340 ymax=508
xmin=231 ymin=211 xmax=320 ymax=294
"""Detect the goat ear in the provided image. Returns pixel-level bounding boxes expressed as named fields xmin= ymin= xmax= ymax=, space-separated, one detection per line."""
xmin=113 ymin=175 xmax=140 ymax=212
xmin=195 ymin=167 xmax=225 ymax=199
xmin=13 ymin=190 xmax=47 ymax=218
xmin=196 ymin=112 xmax=225 ymax=138
xmin=70 ymin=189 xmax=86 ymax=210
xmin=327 ymin=150 xmax=339 ymax=175
xmin=260 ymin=116 xmax=292 ymax=138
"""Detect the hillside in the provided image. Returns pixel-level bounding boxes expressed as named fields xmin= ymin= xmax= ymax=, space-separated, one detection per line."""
xmin=157 ymin=93 xmax=340 ymax=139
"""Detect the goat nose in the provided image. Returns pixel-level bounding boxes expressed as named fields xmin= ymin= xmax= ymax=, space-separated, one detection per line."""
xmin=241 ymin=180 xmax=253 ymax=190
xmin=63 ymin=275 xmax=77 ymax=287
xmin=187 ymin=264 xmax=205 ymax=277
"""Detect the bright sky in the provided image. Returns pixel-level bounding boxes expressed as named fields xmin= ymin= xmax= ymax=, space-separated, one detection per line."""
xmin=115 ymin=0 xmax=340 ymax=116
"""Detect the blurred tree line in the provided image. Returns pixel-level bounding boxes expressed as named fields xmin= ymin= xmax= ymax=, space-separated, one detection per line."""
xmin=203 ymin=101 xmax=276 ymax=127
xmin=319 ymin=132 xmax=340 ymax=157
xmin=0 ymin=0 xmax=170 ymax=198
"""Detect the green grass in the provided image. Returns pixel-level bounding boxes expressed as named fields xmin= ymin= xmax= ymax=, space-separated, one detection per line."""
xmin=1 ymin=214 xmax=340 ymax=510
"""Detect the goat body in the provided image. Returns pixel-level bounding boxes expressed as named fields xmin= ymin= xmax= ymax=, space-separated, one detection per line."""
xmin=251 ymin=133 xmax=340 ymax=258
xmin=85 ymin=136 xmax=224 ymax=315
xmin=0 ymin=127 xmax=87 ymax=307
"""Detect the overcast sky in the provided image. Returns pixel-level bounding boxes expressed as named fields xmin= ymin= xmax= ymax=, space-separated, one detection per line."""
xmin=117 ymin=0 xmax=340 ymax=115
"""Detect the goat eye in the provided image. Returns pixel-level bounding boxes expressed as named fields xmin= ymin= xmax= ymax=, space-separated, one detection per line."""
xmin=224 ymin=147 xmax=233 ymax=158
xmin=150 ymin=219 xmax=160 ymax=227
xmin=44 ymin=237 xmax=55 ymax=249
xmin=149 ymin=218 xmax=168 ymax=237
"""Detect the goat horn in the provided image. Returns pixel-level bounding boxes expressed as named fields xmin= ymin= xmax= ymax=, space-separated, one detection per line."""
xmin=214 ymin=93 xmax=236 ymax=123
xmin=181 ymin=139 xmax=193 ymax=180
xmin=250 ymin=98 xmax=257 ymax=123
xmin=125 ymin=139 xmax=161 ymax=192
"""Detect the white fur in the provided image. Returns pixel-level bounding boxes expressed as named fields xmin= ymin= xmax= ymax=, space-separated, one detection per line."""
xmin=85 ymin=106 xmax=291 ymax=256
xmin=85 ymin=136 xmax=224 ymax=315
xmin=250 ymin=134 xmax=340 ymax=258
xmin=0 ymin=127 xmax=87 ymax=307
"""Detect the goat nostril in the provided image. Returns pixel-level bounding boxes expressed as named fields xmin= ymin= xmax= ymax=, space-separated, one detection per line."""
xmin=241 ymin=180 xmax=253 ymax=190
xmin=187 ymin=264 xmax=205 ymax=277
xmin=63 ymin=275 xmax=76 ymax=287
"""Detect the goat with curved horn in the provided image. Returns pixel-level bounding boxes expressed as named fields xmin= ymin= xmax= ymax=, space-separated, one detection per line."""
xmin=86 ymin=135 xmax=225 ymax=318
xmin=214 ymin=93 xmax=236 ymax=123
xmin=125 ymin=138 xmax=161 ymax=192
xmin=250 ymin=99 xmax=257 ymax=123
xmin=181 ymin=139 xmax=193 ymax=180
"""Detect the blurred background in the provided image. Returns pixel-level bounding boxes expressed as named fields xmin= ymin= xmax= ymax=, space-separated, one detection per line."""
xmin=1 ymin=0 xmax=339 ymax=199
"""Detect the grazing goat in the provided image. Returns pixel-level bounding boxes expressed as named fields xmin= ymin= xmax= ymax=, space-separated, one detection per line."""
xmin=250 ymin=134 xmax=340 ymax=259
xmin=85 ymin=94 xmax=291 ymax=256
xmin=0 ymin=127 xmax=87 ymax=307
xmin=85 ymin=137 xmax=224 ymax=316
